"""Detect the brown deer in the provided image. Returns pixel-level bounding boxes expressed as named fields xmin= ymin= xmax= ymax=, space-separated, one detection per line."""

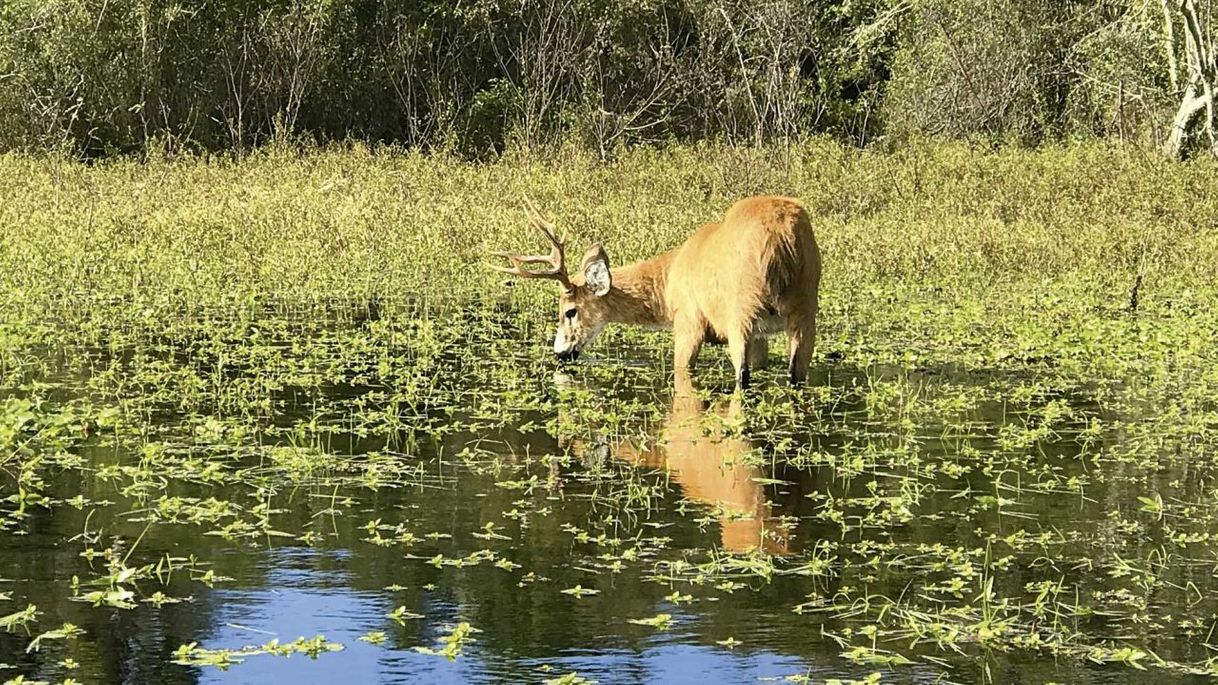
xmin=492 ymin=196 xmax=821 ymax=389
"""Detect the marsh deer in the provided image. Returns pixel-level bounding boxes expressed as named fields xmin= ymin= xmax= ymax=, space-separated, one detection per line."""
xmin=492 ymin=196 xmax=821 ymax=390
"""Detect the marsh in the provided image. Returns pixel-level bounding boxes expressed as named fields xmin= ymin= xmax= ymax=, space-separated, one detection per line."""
xmin=0 ymin=143 xmax=1216 ymax=683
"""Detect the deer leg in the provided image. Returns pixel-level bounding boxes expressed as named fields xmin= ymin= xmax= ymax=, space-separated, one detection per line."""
xmin=672 ymin=312 xmax=705 ymax=373
xmin=747 ymin=334 xmax=769 ymax=370
xmin=786 ymin=308 xmax=817 ymax=386
xmin=727 ymin=323 xmax=754 ymax=391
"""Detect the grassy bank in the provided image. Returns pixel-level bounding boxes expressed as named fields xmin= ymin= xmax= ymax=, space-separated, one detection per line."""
xmin=3 ymin=139 xmax=1216 ymax=307
xmin=2 ymin=138 xmax=1216 ymax=369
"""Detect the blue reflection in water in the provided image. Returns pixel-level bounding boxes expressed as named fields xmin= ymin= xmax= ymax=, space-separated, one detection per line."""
xmin=191 ymin=548 xmax=825 ymax=685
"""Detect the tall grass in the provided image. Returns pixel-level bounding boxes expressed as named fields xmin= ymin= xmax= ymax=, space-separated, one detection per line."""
xmin=1 ymin=138 xmax=1214 ymax=336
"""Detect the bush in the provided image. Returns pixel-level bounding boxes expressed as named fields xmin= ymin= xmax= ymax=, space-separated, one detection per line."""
xmin=0 ymin=0 xmax=893 ymax=156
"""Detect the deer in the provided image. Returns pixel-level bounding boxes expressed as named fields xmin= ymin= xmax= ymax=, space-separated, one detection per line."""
xmin=491 ymin=196 xmax=821 ymax=390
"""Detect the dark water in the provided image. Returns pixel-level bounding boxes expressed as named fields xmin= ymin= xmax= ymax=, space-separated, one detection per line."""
xmin=0 ymin=316 xmax=1210 ymax=684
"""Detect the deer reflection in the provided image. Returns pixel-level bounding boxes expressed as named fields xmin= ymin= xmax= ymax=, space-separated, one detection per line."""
xmin=560 ymin=370 xmax=802 ymax=554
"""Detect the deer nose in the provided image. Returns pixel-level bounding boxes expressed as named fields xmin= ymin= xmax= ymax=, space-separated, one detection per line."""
xmin=555 ymin=348 xmax=580 ymax=363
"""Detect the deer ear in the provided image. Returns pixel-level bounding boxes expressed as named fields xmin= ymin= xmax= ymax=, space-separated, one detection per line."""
xmin=581 ymin=244 xmax=611 ymax=297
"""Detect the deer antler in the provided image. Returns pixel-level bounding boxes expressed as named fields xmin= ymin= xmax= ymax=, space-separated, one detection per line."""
xmin=490 ymin=198 xmax=572 ymax=288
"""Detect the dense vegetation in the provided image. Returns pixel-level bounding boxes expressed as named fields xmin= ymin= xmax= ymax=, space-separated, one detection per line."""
xmin=1 ymin=0 xmax=1213 ymax=157
xmin=4 ymin=139 xmax=1214 ymax=320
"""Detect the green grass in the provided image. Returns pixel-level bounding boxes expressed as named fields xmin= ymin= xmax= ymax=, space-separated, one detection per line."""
xmin=4 ymin=137 xmax=1214 ymax=399
xmin=3 ymin=137 xmax=1216 ymax=316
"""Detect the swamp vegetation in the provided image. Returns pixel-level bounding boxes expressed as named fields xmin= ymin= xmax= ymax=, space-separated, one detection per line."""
xmin=0 ymin=139 xmax=1217 ymax=683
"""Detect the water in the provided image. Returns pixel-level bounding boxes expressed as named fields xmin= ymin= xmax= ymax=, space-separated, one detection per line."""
xmin=0 ymin=311 xmax=1212 ymax=684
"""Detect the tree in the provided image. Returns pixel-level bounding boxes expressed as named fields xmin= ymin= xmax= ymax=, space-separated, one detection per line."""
xmin=1161 ymin=0 xmax=1217 ymax=158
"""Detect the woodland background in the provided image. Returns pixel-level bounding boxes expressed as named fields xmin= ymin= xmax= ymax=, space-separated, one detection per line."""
xmin=1 ymin=0 xmax=1215 ymax=159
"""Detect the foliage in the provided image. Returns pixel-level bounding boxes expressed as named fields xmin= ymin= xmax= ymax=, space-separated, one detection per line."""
xmin=0 ymin=0 xmax=892 ymax=156
xmin=0 ymin=0 xmax=1196 ymax=155
xmin=1 ymin=138 xmax=1213 ymax=327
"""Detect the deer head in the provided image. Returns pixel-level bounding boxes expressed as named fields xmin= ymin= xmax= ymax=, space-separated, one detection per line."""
xmin=491 ymin=199 xmax=613 ymax=361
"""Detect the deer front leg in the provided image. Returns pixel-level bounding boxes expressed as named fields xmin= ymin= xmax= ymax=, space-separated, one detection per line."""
xmin=727 ymin=331 xmax=751 ymax=391
xmin=726 ymin=314 xmax=757 ymax=391
xmin=786 ymin=307 xmax=817 ymax=386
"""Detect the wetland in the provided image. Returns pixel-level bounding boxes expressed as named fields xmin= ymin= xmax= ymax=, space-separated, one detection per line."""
xmin=1 ymin=140 xmax=1216 ymax=684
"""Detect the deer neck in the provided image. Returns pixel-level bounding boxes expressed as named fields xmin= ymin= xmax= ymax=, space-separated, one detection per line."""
xmin=603 ymin=252 xmax=674 ymax=328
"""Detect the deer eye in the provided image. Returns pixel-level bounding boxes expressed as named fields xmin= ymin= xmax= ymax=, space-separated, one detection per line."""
xmin=564 ymin=308 xmax=577 ymax=320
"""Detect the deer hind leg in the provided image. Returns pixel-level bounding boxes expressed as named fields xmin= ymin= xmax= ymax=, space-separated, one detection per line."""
xmin=786 ymin=306 xmax=817 ymax=386
xmin=747 ymin=334 xmax=769 ymax=371
xmin=672 ymin=311 xmax=705 ymax=373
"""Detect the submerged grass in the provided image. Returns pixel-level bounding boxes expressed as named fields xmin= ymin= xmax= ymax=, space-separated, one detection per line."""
xmin=0 ymin=139 xmax=1217 ymax=684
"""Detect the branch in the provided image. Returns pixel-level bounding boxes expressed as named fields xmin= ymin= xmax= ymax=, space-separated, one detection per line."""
xmin=1161 ymin=0 xmax=1179 ymax=92
xmin=1181 ymin=0 xmax=1213 ymax=81
xmin=1162 ymin=82 xmax=1210 ymax=157
xmin=719 ymin=6 xmax=762 ymax=146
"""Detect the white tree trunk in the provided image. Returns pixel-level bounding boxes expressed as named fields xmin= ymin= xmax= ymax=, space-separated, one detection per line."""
xmin=1163 ymin=0 xmax=1181 ymax=92
xmin=1163 ymin=86 xmax=1209 ymax=158
xmin=1163 ymin=0 xmax=1217 ymax=158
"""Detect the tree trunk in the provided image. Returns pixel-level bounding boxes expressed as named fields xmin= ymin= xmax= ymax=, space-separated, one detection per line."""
xmin=1164 ymin=84 xmax=1209 ymax=158
xmin=1163 ymin=0 xmax=1180 ymax=93
xmin=1163 ymin=0 xmax=1217 ymax=158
